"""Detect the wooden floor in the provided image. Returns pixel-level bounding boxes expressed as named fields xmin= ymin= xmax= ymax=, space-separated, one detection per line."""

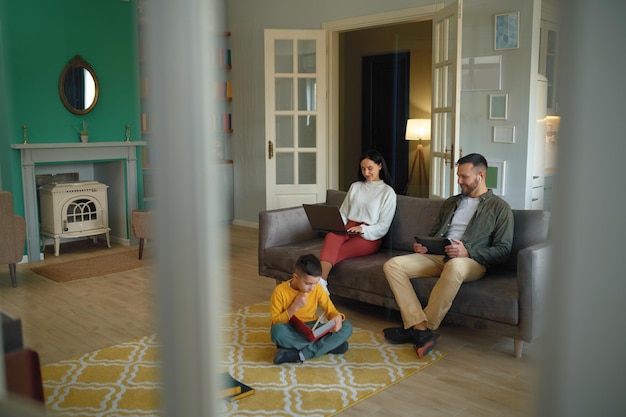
xmin=0 ymin=225 xmax=538 ymax=416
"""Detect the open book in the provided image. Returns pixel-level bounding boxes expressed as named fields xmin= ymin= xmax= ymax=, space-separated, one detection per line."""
xmin=289 ymin=315 xmax=336 ymax=342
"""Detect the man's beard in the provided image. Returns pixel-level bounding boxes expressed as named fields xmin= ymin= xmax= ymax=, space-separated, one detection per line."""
xmin=461 ymin=179 xmax=480 ymax=196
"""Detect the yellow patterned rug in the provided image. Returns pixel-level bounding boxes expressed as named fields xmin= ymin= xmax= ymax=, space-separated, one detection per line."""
xmin=42 ymin=303 xmax=445 ymax=417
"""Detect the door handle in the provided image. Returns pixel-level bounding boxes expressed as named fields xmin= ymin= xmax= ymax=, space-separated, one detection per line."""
xmin=444 ymin=145 xmax=462 ymax=164
xmin=268 ymin=140 xmax=274 ymax=160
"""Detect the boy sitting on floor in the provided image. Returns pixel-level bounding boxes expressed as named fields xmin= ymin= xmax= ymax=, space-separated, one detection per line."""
xmin=270 ymin=253 xmax=353 ymax=364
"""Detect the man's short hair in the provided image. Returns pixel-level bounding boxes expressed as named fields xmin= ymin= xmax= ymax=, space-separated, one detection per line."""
xmin=457 ymin=153 xmax=488 ymax=172
xmin=295 ymin=253 xmax=322 ymax=277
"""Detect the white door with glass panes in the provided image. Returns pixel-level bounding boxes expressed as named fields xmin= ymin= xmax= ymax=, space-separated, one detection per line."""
xmin=430 ymin=0 xmax=462 ymax=199
xmin=264 ymin=29 xmax=327 ymax=210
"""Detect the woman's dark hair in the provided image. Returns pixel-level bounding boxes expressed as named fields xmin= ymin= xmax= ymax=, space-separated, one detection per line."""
xmin=358 ymin=149 xmax=393 ymax=185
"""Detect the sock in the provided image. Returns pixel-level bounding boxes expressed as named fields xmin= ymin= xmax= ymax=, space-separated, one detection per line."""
xmin=319 ymin=278 xmax=329 ymax=295
xmin=298 ymin=351 xmax=306 ymax=362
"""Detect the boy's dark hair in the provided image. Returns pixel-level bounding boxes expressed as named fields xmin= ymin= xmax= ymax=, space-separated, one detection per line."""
xmin=457 ymin=153 xmax=488 ymax=172
xmin=295 ymin=253 xmax=322 ymax=277
xmin=358 ymin=149 xmax=393 ymax=186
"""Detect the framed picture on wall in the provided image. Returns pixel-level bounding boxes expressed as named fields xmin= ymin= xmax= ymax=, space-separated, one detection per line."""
xmin=494 ymin=12 xmax=520 ymax=50
xmin=489 ymin=94 xmax=508 ymax=120
xmin=461 ymin=55 xmax=502 ymax=91
xmin=486 ymin=160 xmax=506 ymax=195
xmin=493 ymin=126 xmax=516 ymax=143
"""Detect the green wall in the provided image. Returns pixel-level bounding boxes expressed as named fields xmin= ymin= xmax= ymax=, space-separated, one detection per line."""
xmin=0 ymin=0 xmax=141 ymax=215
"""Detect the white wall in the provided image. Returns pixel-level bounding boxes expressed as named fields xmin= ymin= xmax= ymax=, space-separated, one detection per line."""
xmin=460 ymin=0 xmax=540 ymax=209
xmin=228 ymin=0 xmax=544 ymax=224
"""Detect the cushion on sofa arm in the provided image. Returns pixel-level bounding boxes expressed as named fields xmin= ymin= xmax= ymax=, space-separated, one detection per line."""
xmin=259 ymin=205 xmax=321 ymax=279
xmin=501 ymin=210 xmax=551 ymax=271
xmin=258 ymin=206 xmax=318 ymax=250
xmin=263 ymin=239 xmax=324 ymax=278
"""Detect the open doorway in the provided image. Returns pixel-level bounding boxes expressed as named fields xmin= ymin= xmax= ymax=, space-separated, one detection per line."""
xmin=362 ymin=52 xmax=410 ymax=194
xmin=336 ymin=20 xmax=433 ymax=197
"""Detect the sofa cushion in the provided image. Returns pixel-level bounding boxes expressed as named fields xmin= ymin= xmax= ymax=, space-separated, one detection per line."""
xmin=329 ymin=249 xmax=411 ymax=297
xmin=325 ymin=189 xmax=346 ymax=207
xmin=387 ymin=195 xmax=443 ymax=251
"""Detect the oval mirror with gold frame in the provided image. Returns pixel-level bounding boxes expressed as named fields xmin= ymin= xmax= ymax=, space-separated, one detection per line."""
xmin=58 ymin=55 xmax=100 ymax=115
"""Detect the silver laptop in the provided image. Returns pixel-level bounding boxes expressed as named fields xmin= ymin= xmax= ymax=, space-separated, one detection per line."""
xmin=302 ymin=204 xmax=359 ymax=234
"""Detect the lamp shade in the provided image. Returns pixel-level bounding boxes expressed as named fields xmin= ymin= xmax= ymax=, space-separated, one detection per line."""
xmin=405 ymin=118 xmax=431 ymax=141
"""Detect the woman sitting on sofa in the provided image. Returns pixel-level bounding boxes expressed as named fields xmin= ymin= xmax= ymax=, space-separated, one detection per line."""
xmin=318 ymin=149 xmax=397 ymax=293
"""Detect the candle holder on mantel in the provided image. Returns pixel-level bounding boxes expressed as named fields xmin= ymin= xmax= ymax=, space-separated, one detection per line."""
xmin=125 ymin=124 xmax=131 ymax=142
xmin=23 ymin=125 xmax=28 ymax=144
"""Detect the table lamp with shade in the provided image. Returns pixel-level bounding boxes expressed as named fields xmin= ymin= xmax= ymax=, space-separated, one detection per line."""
xmin=404 ymin=118 xmax=431 ymax=194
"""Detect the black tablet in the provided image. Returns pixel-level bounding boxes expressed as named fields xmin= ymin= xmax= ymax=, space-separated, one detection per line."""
xmin=414 ymin=236 xmax=452 ymax=255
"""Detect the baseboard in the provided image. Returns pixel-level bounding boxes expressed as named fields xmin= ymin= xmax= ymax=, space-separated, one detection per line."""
xmin=232 ymin=219 xmax=258 ymax=229
xmin=19 ymin=255 xmax=33 ymax=264
xmin=109 ymin=236 xmax=131 ymax=246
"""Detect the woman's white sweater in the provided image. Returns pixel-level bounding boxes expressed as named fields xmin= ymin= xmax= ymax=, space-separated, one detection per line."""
xmin=339 ymin=180 xmax=397 ymax=241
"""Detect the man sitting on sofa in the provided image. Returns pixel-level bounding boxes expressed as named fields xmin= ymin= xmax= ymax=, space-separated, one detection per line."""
xmin=382 ymin=153 xmax=514 ymax=358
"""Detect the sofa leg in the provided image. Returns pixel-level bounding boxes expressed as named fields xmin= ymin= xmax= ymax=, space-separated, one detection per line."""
xmin=513 ymin=339 xmax=524 ymax=358
xmin=9 ymin=263 xmax=17 ymax=288
xmin=138 ymin=238 xmax=145 ymax=260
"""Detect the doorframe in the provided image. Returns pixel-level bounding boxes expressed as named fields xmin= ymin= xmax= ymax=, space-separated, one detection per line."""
xmin=323 ymin=3 xmax=444 ymax=190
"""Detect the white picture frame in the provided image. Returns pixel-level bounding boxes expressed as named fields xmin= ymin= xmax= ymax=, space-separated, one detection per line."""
xmin=486 ymin=160 xmax=506 ymax=195
xmin=495 ymin=12 xmax=520 ymax=50
xmin=461 ymin=55 xmax=502 ymax=91
xmin=489 ymin=93 xmax=508 ymax=120
xmin=493 ymin=126 xmax=516 ymax=143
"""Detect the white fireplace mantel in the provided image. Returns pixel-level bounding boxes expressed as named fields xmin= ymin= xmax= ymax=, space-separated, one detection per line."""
xmin=11 ymin=141 xmax=146 ymax=261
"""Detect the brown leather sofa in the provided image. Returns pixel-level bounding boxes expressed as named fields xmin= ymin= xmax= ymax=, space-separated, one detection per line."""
xmin=0 ymin=191 xmax=26 ymax=288
xmin=258 ymin=190 xmax=552 ymax=357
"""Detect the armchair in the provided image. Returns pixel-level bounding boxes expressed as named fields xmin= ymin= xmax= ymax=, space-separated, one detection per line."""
xmin=0 ymin=191 xmax=26 ymax=287
xmin=131 ymin=210 xmax=153 ymax=259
